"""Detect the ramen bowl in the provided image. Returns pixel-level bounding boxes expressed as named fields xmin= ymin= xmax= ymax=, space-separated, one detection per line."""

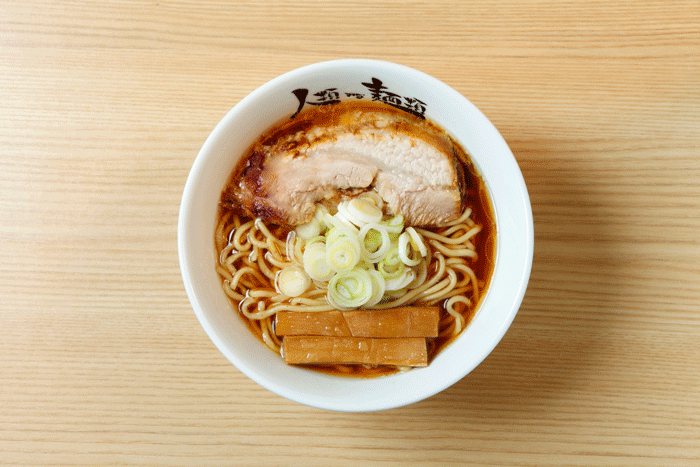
xmin=178 ymin=59 xmax=533 ymax=412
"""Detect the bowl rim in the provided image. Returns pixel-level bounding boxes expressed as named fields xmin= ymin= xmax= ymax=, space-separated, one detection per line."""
xmin=178 ymin=59 xmax=534 ymax=412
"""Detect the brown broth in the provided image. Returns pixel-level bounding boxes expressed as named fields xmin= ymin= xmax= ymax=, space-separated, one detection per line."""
xmin=216 ymin=100 xmax=496 ymax=378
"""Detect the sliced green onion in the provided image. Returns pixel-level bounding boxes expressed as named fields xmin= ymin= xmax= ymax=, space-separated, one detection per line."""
xmin=398 ymin=231 xmax=421 ymax=266
xmin=377 ymin=247 xmax=405 ymax=279
xmin=358 ymin=223 xmax=391 ymax=263
xmin=335 ymin=201 xmax=355 ymax=226
xmin=355 ymin=256 xmax=374 ymax=271
xmin=333 ymin=201 xmax=363 ymax=227
xmin=304 ymin=235 xmax=326 ymax=246
xmin=275 ymin=265 xmax=311 ymax=297
xmin=325 ymin=227 xmax=345 ymax=246
xmin=363 ymin=229 xmax=382 ymax=253
xmin=314 ymin=204 xmax=329 ymax=223
xmin=385 ymin=268 xmax=416 ymax=291
xmin=295 ymin=217 xmax=321 ymax=240
xmin=358 ymin=191 xmax=384 ymax=211
xmin=302 ymin=242 xmax=334 ymax=281
xmin=406 ymin=227 xmax=428 ymax=257
xmin=327 ymin=267 xmax=374 ymax=310
xmin=335 ymin=212 xmax=360 ymax=233
xmin=346 ymin=198 xmax=383 ymax=225
xmin=323 ymin=212 xmax=359 ymax=235
xmin=382 ymin=246 xmax=402 ymax=266
xmin=383 ymin=214 xmax=404 ymax=234
xmin=365 ymin=269 xmax=386 ymax=307
xmin=325 ymin=234 xmax=361 ymax=273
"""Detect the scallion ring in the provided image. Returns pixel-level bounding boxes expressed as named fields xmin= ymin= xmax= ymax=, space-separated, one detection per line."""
xmin=398 ymin=231 xmax=421 ymax=266
xmin=302 ymin=242 xmax=334 ymax=281
xmin=325 ymin=234 xmax=361 ymax=273
xmin=384 ymin=268 xmax=416 ymax=291
xmin=358 ymin=223 xmax=391 ymax=263
xmin=327 ymin=267 xmax=374 ymax=309
xmin=275 ymin=265 xmax=311 ymax=297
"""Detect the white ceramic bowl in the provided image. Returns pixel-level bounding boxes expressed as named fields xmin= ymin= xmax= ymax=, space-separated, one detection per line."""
xmin=178 ymin=59 xmax=533 ymax=412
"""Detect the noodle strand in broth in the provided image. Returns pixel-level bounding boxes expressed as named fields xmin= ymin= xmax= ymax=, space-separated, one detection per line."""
xmin=215 ymin=205 xmax=488 ymax=371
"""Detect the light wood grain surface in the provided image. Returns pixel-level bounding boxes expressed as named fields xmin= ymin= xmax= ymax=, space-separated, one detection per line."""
xmin=2 ymin=1 xmax=699 ymax=465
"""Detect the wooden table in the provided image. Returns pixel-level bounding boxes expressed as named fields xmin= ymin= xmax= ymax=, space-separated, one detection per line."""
xmin=2 ymin=1 xmax=699 ymax=465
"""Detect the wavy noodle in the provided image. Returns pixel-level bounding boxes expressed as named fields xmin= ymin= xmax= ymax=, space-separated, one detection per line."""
xmin=215 ymin=207 xmax=486 ymax=369
xmin=415 ymin=225 xmax=481 ymax=246
xmin=264 ymin=251 xmax=291 ymax=269
xmin=428 ymin=239 xmax=478 ymax=258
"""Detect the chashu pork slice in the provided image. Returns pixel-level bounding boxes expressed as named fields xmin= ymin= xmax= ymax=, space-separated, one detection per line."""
xmin=224 ymin=116 xmax=465 ymax=227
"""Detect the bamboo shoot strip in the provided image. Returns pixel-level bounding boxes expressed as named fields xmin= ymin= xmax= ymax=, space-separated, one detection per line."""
xmin=275 ymin=307 xmax=439 ymax=338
